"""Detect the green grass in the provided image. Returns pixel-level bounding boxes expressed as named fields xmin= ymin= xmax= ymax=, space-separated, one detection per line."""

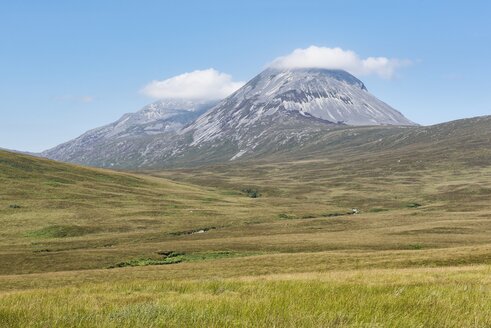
xmin=406 ymin=202 xmax=423 ymax=208
xmin=25 ymin=225 xmax=99 ymax=238
xmin=109 ymin=256 xmax=184 ymax=268
xmin=108 ymin=251 xmax=254 ymax=268
xmin=368 ymin=207 xmax=389 ymax=213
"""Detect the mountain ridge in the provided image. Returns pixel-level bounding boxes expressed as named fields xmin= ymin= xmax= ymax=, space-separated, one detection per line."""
xmin=41 ymin=99 xmax=217 ymax=164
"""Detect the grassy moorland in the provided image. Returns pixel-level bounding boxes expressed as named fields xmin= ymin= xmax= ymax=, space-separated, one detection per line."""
xmin=2 ymin=265 xmax=491 ymax=327
xmin=1 ymin=116 xmax=491 ymax=327
xmin=0 ymin=149 xmax=274 ymax=274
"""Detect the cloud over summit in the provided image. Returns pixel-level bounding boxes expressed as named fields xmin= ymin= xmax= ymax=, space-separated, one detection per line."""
xmin=142 ymin=47 xmax=410 ymax=101
xmin=270 ymin=46 xmax=410 ymax=79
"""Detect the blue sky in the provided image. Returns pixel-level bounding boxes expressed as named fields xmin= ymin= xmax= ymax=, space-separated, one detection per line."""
xmin=1 ymin=1 xmax=490 ymax=152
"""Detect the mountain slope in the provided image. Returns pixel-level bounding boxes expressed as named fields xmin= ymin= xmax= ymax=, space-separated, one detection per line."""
xmin=188 ymin=68 xmax=414 ymax=146
xmin=174 ymin=67 xmax=415 ymax=163
xmin=42 ymin=99 xmax=216 ymax=164
xmin=140 ymin=114 xmax=491 ymax=169
xmin=256 ymin=115 xmax=491 ymax=166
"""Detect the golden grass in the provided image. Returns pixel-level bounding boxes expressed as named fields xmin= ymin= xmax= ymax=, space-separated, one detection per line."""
xmin=2 ymin=264 xmax=491 ymax=327
xmin=2 ymin=149 xmax=491 ymax=326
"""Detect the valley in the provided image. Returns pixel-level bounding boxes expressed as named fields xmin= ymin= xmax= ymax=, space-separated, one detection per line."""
xmin=2 ymin=114 xmax=491 ymax=326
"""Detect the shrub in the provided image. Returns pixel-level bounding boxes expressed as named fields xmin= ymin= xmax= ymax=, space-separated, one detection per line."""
xmin=369 ymin=208 xmax=389 ymax=213
xmin=242 ymin=188 xmax=260 ymax=198
xmin=278 ymin=213 xmax=296 ymax=220
xmin=407 ymin=203 xmax=422 ymax=208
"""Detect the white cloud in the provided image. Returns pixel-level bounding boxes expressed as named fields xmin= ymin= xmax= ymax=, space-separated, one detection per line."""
xmin=270 ymin=46 xmax=410 ymax=79
xmin=141 ymin=69 xmax=245 ymax=101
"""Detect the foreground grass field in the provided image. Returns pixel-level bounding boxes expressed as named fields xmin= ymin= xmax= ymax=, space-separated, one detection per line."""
xmin=1 ymin=141 xmax=491 ymax=326
xmin=0 ymin=265 xmax=491 ymax=327
xmin=2 ymin=264 xmax=491 ymax=327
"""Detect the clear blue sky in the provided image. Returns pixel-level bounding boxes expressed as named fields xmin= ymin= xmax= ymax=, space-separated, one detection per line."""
xmin=1 ymin=1 xmax=490 ymax=152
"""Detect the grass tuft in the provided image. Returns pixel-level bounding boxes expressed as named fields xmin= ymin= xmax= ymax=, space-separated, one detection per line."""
xmin=406 ymin=202 xmax=423 ymax=208
xmin=25 ymin=225 xmax=98 ymax=238
xmin=369 ymin=208 xmax=389 ymax=213
xmin=109 ymin=251 xmax=256 ymax=269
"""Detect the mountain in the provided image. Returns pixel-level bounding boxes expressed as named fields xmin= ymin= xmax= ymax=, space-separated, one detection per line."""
xmin=188 ymin=68 xmax=414 ymax=145
xmin=42 ymin=68 xmax=416 ymax=168
xmin=41 ymin=99 xmax=216 ymax=165
xmin=183 ymin=68 xmax=415 ymax=159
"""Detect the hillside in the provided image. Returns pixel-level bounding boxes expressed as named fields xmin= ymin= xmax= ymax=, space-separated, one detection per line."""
xmin=3 ymin=131 xmax=491 ymax=326
xmin=2 ymin=112 xmax=491 ymax=275
xmin=254 ymin=115 xmax=491 ymax=166
xmin=0 ymin=150 xmax=272 ymax=274
xmin=130 ymin=114 xmax=491 ymax=168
